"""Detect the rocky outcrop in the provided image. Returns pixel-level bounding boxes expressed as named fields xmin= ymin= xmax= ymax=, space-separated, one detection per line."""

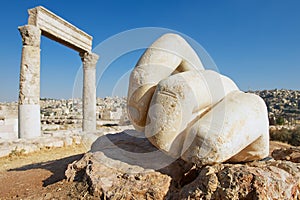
xmin=66 ymin=130 xmax=192 ymax=198
xmin=179 ymin=160 xmax=300 ymax=200
xmin=272 ymin=147 xmax=300 ymax=163
xmin=66 ymin=130 xmax=300 ymax=200
xmin=66 ymin=152 xmax=173 ymax=199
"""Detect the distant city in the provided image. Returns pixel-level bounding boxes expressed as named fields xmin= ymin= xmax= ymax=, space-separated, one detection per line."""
xmin=0 ymin=89 xmax=299 ymax=139
xmin=0 ymin=96 xmax=128 ymax=139
xmin=249 ymin=89 xmax=300 ymax=125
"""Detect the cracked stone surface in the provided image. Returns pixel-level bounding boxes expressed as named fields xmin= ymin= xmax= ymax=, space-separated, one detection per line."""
xmin=127 ymin=33 xmax=269 ymax=166
xmin=66 ymin=130 xmax=300 ymax=199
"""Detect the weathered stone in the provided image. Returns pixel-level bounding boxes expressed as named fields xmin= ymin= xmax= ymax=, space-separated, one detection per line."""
xmin=127 ymin=33 xmax=269 ymax=165
xmin=81 ymin=132 xmax=102 ymax=149
xmin=80 ymin=52 xmax=99 ymax=68
xmin=67 ymin=152 xmax=172 ymax=199
xmin=44 ymin=138 xmax=64 ymax=148
xmin=28 ymin=6 xmax=92 ymax=52
xmin=63 ymin=136 xmax=73 ymax=146
xmin=12 ymin=143 xmax=38 ymax=154
xmin=18 ymin=105 xmax=41 ymax=139
xmin=18 ymin=25 xmax=41 ymax=105
xmin=72 ymin=135 xmax=82 ymax=145
xmin=272 ymin=147 xmax=300 ymax=163
xmin=179 ymin=160 xmax=300 ymax=200
xmin=18 ymin=6 xmax=99 ymax=138
xmin=0 ymin=147 xmax=13 ymax=157
xmin=182 ymin=91 xmax=269 ymax=165
xmin=80 ymin=52 xmax=99 ymax=133
xmin=145 ymin=70 xmax=239 ymax=158
xmin=66 ymin=130 xmax=192 ymax=198
xmin=18 ymin=25 xmax=41 ymax=139
xmin=0 ymin=118 xmax=18 ymax=140
xmin=66 ymin=131 xmax=300 ymax=199
xmin=36 ymin=137 xmax=64 ymax=148
xmin=127 ymin=33 xmax=204 ymax=132
xmin=18 ymin=25 xmax=41 ymax=47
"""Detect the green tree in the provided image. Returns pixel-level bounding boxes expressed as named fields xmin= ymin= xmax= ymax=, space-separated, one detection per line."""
xmin=276 ymin=116 xmax=285 ymax=125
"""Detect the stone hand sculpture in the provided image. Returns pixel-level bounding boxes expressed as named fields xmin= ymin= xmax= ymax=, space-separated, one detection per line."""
xmin=127 ymin=33 xmax=269 ymax=166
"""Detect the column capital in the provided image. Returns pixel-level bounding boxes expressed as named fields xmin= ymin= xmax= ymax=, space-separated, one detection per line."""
xmin=18 ymin=25 xmax=41 ymax=47
xmin=80 ymin=52 xmax=99 ymax=69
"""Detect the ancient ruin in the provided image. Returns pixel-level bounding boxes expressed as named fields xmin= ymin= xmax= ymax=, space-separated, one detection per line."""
xmin=18 ymin=6 xmax=99 ymax=138
xmin=58 ymin=33 xmax=298 ymax=199
xmin=127 ymin=33 xmax=269 ymax=165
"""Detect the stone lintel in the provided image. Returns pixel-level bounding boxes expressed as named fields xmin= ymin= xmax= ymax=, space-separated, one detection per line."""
xmin=28 ymin=6 xmax=92 ymax=53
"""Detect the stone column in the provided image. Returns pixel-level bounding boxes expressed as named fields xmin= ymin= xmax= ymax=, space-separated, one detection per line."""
xmin=80 ymin=52 xmax=99 ymax=132
xmin=18 ymin=25 xmax=41 ymax=139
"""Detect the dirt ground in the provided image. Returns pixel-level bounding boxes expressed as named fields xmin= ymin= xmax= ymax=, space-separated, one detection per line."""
xmin=0 ymin=144 xmax=98 ymax=200
xmin=0 ymin=141 xmax=293 ymax=200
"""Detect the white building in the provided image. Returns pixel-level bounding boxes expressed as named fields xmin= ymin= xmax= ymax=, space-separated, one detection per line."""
xmin=101 ymin=107 xmax=123 ymax=121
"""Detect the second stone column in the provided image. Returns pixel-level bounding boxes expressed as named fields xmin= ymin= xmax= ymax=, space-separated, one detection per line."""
xmin=80 ymin=52 xmax=99 ymax=132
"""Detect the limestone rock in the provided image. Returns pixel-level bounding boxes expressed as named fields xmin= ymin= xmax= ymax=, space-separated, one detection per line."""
xmin=66 ymin=131 xmax=300 ymax=199
xmin=127 ymin=33 xmax=269 ymax=165
xmin=179 ymin=160 xmax=300 ymax=200
xmin=181 ymin=91 xmax=269 ymax=165
xmin=272 ymin=147 xmax=300 ymax=163
xmin=127 ymin=33 xmax=204 ymax=132
xmin=145 ymin=70 xmax=239 ymax=158
xmin=18 ymin=25 xmax=41 ymax=47
xmin=0 ymin=147 xmax=13 ymax=157
xmin=28 ymin=6 xmax=93 ymax=52
xmin=67 ymin=152 xmax=172 ymax=199
xmin=63 ymin=136 xmax=73 ymax=146
xmin=66 ymin=130 xmax=192 ymax=198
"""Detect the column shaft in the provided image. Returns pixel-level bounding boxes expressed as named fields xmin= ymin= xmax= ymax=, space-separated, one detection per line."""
xmin=80 ymin=52 xmax=99 ymax=132
xmin=18 ymin=25 xmax=41 ymax=139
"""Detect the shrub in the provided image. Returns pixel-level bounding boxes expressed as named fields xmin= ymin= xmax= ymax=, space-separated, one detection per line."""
xmin=276 ymin=117 xmax=285 ymax=125
xmin=270 ymin=126 xmax=300 ymax=146
xmin=270 ymin=128 xmax=292 ymax=143
xmin=290 ymin=127 xmax=300 ymax=146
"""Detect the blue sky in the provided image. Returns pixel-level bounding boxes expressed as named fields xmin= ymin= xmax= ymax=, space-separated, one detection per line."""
xmin=0 ymin=0 xmax=299 ymax=102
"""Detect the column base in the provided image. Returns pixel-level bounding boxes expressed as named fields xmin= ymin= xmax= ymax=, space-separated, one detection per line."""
xmin=83 ymin=119 xmax=96 ymax=133
xmin=18 ymin=104 xmax=41 ymax=139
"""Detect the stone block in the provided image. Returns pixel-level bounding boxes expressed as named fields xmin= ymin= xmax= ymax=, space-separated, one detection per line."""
xmin=72 ymin=135 xmax=82 ymax=145
xmin=0 ymin=148 xmax=12 ymax=157
xmin=28 ymin=6 xmax=92 ymax=52
xmin=63 ymin=136 xmax=73 ymax=146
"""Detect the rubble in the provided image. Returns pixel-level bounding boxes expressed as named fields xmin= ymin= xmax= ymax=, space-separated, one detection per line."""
xmin=0 ymin=131 xmax=84 ymax=157
xmin=272 ymin=146 xmax=300 ymax=163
